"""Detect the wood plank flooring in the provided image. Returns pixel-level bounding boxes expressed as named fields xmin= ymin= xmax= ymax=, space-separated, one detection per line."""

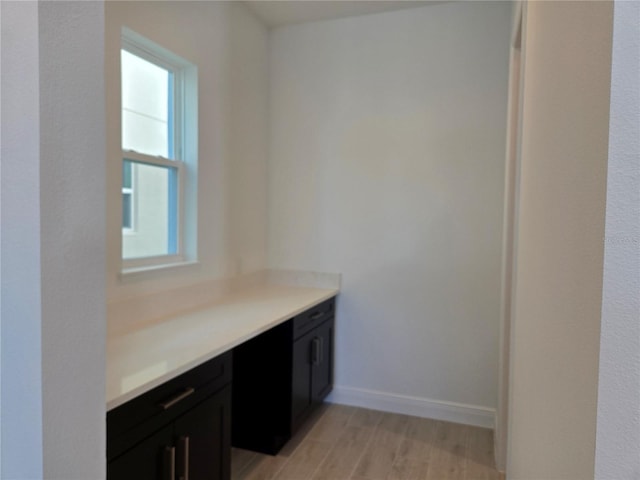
xmin=232 ymin=404 xmax=502 ymax=480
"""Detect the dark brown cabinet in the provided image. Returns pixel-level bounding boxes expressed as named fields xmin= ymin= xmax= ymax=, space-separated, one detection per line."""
xmin=107 ymin=296 xmax=337 ymax=477
xmin=107 ymin=425 xmax=174 ymax=480
xmin=173 ymin=388 xmax=231 ymax=480
xmin=311 ymin=319 xmax=334 ymax=403
xmin=291 ymin=318 xmax=334 ymax=430
xmin=107 ymin=353 xmax=232 ymax=480
xmin=233 ymin=297 xmax=335 ymax=454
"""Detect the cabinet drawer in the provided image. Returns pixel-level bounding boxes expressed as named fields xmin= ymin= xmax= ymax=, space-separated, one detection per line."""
xmin=108 ymin=351 xmax=232 ymax=460
xmin=292 ymin=297 xmax=335 ymax=340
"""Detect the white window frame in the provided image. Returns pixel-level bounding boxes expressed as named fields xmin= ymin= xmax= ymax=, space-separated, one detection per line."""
xmin=122 ymin=159 xmax=136 ymax=234
xmin=120 ymin=28 xmax=198 ymax=273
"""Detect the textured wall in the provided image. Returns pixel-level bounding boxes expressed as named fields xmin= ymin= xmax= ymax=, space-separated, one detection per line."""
xmin=595 ymin=1 xmax=640 ymax=478
xmin=2 ymin=2 xmax=107 ymax=478
xmin=0 ymin=2 xmax=44 ymax=478
xmin=268 ymin=2 xmax=511 ymax=417
xmin=38 ymin=2 xmax=107 ymax=477
xmin=507 ymin=2 xmax=613 ymax=478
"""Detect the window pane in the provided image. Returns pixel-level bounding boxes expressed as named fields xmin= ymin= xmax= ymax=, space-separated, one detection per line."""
xmin=122 ymin=160 xmax=178 ymax=259
xmin=123 ymin=161 xmax=132 ymax=189
xmin=121 ymin=49 xmax=172 ymax=158
xmin=122 ymin=110 xmax=169 ymax=158
xmin=122 ymin=192 xmax=132 ymax=229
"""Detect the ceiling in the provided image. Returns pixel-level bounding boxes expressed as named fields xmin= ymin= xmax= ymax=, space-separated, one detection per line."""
xmin=244 ymin=1 xmax=444 ymax=28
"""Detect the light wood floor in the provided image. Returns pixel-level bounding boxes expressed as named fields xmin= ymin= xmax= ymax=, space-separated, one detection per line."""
xmin=232 ymin=403 xmax=502 ymax=480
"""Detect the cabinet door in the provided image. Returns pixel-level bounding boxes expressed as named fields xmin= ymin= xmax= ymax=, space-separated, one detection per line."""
xmin=292 ymin=329 xmax=313 ymax=427
xmin=108 ymin=425 xmax=174 ymax=480
xmin=174 ymin=386 xmax=231 ymax=480
xmin=311 ymin=318 xmax=334 ymax=403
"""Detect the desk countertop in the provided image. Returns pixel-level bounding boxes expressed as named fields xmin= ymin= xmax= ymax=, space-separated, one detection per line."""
xmin=107 ymin=283 xmax=338 ymax=410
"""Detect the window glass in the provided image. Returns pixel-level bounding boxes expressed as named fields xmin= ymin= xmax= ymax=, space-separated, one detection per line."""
xmin=122 ymin=192 xmax=133 ymax=229
xmin=121 ymin=50 xmax=172 ymax=158
xmin=123 ymin=160 xmax=133 ymax=189
xmin=122 ymin=160 xmax=178 ymax=259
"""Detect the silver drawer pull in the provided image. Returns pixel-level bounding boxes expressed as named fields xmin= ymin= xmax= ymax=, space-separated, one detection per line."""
xmin=164 ymin=446 xmax=176 ymax=480
xmin=159 ymin=387 xmax=195 ymax=410
xmin=179 ymin=436 xmax=190 ymax=480
xmin=310 ymin=312 xmax=324 ymax=321
xmin=312 ymin=338 xmax=321 ymax=366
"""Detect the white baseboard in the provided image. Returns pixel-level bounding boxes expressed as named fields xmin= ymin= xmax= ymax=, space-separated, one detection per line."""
xmin=327 ymin=385 xmax=496 ymax=429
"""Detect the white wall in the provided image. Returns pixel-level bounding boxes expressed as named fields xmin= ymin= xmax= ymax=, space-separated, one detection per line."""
xmin=38 ymin=2 xmax=107 ymax=477
xmin=105 ymin=2 xmax=268 ymax=321
xmin=1 ymin=1 xmax=107 ymax=478
xmin=268 ymin=1 xmax=511 ymax=422
xmin=495 ymin=1 xmax=523 ymax=469
xmin=1 ymin=2 xmax=44 ymax=478
xmin=595 ymin=1 xmax=640 ymax=477
xmin=507 ymin=2 xmax=613 ymax=478
xmin=229 ymin=2 xmax=270 ymax=279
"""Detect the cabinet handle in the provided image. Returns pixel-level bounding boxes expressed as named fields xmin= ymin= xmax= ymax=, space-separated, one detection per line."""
xmin=310 ymin=311 xmax=324 ymax=321
xmin=158 ymin=387 xmax=195 ymax=410
xmin=164 ymin=446 xmax=176 ymax=480
xmin=312 ymin=338 xmax=321 ymax=366
xmin=319 ymin=336 xmax=324 ymax=364
xmin=178 ymin=436 xmax=190 ymax=480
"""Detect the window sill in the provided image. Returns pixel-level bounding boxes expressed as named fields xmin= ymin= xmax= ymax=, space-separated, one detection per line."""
xmin=120 ymin=260 xmax=200 ymax=281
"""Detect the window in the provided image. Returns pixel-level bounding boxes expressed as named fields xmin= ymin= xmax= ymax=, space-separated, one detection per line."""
xmin=120 ymin=29 xmax=197 ymax=270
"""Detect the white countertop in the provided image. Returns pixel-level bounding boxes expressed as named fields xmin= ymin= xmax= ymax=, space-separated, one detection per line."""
xmin=107 ymin=284 xmax=338 ymax=410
